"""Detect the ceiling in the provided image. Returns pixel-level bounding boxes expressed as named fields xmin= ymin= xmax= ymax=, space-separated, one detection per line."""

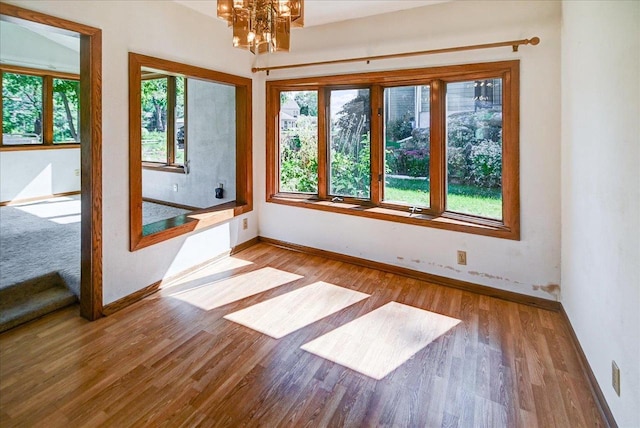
xmin=174 ymin=0 xmax=448 ymax=28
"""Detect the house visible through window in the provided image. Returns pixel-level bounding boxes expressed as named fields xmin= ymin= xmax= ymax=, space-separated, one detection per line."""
xmin=267 ymin=61 xmax=520 ymax=239
xmin=1 ymin=67 xmax=80 ymax=147
xmin=141 ymin=74 xmax=186 ymax=167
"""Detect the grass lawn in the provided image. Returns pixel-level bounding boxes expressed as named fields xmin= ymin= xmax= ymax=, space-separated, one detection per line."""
xmin=384 ymin=176 xmax=502 ymax=220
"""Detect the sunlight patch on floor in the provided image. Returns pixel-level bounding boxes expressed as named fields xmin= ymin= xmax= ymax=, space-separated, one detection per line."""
xmin=162 ymin=256 xmax=254 ymax=292
xmin=48 ymin=214 xmax=82 ymax=224
xmin=301 ymin=301 xmax=461 ymax=380
xmin=167 ymin=267 xmax=302 ymax=310
xmin=15 ymin=197 xmax=81 ymax=222
xmin=224 ymin=281 xmax=369 ymax=339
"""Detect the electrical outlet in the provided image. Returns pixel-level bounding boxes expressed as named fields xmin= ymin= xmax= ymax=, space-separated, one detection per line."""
xmin=74 ymin=169 xmax=80 ymax=176
xmin=457 ymin=250 xmax=467 ymax=265
xmin=242 ymin=218 xmax=248 ymax=230
xmin=612 ymin=361 xmax=620 ymax=396
xmin=172 ymin=184 xmax=178 ymax=192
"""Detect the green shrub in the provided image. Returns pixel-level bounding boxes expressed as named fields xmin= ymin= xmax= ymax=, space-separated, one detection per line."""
xmin=385 ymin=127 xmax=430 ymax=177
xmin=386 ymin=118 xmax=413 ymax=142
xmin=330 ymin=137 xmax=370 ymax=197
xmin=469 ymin=140 xmax=502 ymax=187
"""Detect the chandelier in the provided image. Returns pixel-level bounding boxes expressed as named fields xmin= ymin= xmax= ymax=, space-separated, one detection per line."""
xmin=217 ymin=0 xmax=304 ymax=54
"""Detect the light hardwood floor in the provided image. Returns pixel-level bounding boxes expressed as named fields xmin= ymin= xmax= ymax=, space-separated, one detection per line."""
xmin=0 ymin=243 xmax=604 ymax=427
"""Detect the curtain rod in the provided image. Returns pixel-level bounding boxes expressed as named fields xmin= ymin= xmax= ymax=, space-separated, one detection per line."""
xmin=252 ymin=37 xmax=540 ymax=74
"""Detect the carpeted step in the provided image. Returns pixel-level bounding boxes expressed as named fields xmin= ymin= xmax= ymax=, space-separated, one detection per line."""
xmin=0 ymin=272 xmax=78 ymax=333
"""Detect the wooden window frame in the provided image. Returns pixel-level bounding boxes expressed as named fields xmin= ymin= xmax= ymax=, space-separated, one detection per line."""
xmin=266 ymin=60 xmax=520 ymax=240
xmin=140 ymin=73 xmax=188 ymax=172
xmin=0 ymin=64 xmax=81 ymax=150
xmin=129 ymin=52 xmax=253 ymax=251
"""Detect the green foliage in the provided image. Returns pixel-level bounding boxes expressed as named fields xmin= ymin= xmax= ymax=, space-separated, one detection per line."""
xmin=386 ymin=127 xmax=430 ymax=177
xmin=334 ymin=90 xmax=370 ymax=147
xmin=330 ymin=135 xmax=370 ymax=198
xmin=279 ymin=115 xmax=318 ymax=193
xmin=280 ymin=91 xmax=318 ymax=117
xmin=445 ymin=109 xmax=502 ymax=188
xmin=53 ymin=79 xmax=80 ymax=142
xmin=295 ymin=91 xmax=317 ymax=117
xmin=141 ymin=78 xmax=167 ymax=132
xmin=2 ymin=73 xmax=43 ymax=136
xmin=280 ymin=148 xmax=318 ymax=193
xmin=141 ymin=131 xmax=168 ymax=163
xmin=386 ymin=117 xmax=413 ymax=142
xmin=469 ymin=140 xmax=502 ymax=187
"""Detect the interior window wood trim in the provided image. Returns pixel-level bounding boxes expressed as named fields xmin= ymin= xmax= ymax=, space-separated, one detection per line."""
xmin=129 ymin=52 xmax=253 ymax=251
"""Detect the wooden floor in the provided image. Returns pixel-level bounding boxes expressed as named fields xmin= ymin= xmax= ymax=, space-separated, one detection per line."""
xmin=0 ymin=243 xmax=604 ymax=427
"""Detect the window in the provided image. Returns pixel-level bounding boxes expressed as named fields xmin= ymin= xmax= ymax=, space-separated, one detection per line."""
xmin=266 ymin=61 xmax=519 ymax=239
xmin=141 ymin=74 xmax=186 ymax=169
xmin=1 ymin=66 xmax=80 ymax=147
xmin=279 ymin=90 xmax=318 ymax=193
xmin=329 ymin=88 xmax=370 ymax=198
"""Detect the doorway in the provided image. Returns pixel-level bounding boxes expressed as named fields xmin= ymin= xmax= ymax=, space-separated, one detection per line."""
xmin=0 ymin=3 xmax=102 ymax=321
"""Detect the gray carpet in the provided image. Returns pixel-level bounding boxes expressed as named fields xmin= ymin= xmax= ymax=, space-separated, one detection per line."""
xmin=0 ymin=196 xmax=81 ymax=297
xmin=143 ymin=201 xmax=191 ymax=225
xmin=0 ymin=198 xmax=190 ymax=300
xmin=0 ymin=271 xmax=77 ymax=333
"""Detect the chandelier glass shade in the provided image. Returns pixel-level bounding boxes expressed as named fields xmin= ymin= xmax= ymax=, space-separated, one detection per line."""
xmin=217 ymin=0 xmax=304 ymax=54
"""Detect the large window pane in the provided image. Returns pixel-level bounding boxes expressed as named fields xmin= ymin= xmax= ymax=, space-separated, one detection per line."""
xmin=279 ymin=90 xmax=318 ymax=193
xmin=383 ymin=85 xmax=430 ymax=208
xmin=329 ymin=89 xmax=370 ymax=198
xmin=53 ymin=79 xmax=80 ymax=143
xmin=174 ymin=76 xmax=185 ymax=165
xmin=141 ymin=77 xmax=168 ymax=163
xmin=2 ymin=72 xmax=43 ymax=145
xmin=446 ymin=79 xmax=503 ymax=219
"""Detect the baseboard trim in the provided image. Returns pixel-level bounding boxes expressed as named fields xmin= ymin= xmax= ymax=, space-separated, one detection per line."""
xmin=102 ymin=237 xmax=260 ymax=316
xmin=231 ymin=236 xmax=260 ymax=255
xmin=0 ymin=190 xmax=81 ymax=206
xmin=559 ymin=306 xmax=617 ymax=427
xmin=258 ymin=236 xmax=562 ymax=312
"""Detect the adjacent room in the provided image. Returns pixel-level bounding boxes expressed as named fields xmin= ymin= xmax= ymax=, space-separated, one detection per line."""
xmin=0 ymin=1 xmax=637 ymax=427
xmin=0 ymin=17 xmax=82 ymax=331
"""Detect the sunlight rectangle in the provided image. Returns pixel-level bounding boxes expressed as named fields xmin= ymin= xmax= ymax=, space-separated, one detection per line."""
xmin=16 ymin=199 xmax=80 ymax=219
xmin=163 ymin=256 xmax=254 ymax=291
xmin=301 ymin=301 xmax=461 ymax=380
xmin=168 ymin=267 xmax=302 ymax=311
xmin=223 ymin=282 xmax=369 ymax=339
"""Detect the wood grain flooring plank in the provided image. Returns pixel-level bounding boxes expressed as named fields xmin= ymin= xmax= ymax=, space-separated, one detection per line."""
xmin=0 ymin=243 xmax=605 ymax=427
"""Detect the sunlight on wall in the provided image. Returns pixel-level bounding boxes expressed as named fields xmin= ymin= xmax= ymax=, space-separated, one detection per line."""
xmin=224 ymin=281 xmax=370 ymax=338
xmin=301 ymin=302 xmax=461 ymax=380
xmin=162 ymin=224 xmax=234 ymax=279
xmin=12 ymin=164 xmax=53 ymax=201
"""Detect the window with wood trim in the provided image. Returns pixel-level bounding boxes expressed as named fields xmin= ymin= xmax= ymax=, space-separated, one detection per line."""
xmin=141 ymin=73 xmax=186 ymax=168
xmin=1 ymin=65 xmax=80 ymax=148
xmin=266 ymin=61 xmax=520 ymax=239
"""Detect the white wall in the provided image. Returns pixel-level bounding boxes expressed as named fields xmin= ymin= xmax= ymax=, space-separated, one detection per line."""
xmin=143 ymin=79 xmax=237 ymax=209
xmin=0 ymin=149 xmax=80 ymax=202
xmin=0 ymin=20 xmax=79 ymax=73
xmin=6 ymin=0 xmax=258 ymax=304
xmin=561 ymin=2 xmax=640 ymax=426
xmin=258 ymin=1 xmax=563 ymax=300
